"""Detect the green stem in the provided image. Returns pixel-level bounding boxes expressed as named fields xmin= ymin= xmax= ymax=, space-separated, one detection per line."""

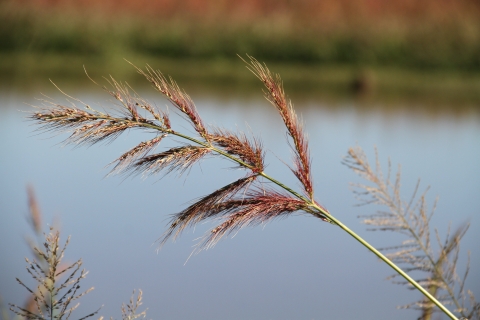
xmin=92 ymin=116 xmax=458 ymax=320
xmin=172 ymin=127 xmax=458 ymax=319
xmin=316 ymin=209 xmax=458 ymax=320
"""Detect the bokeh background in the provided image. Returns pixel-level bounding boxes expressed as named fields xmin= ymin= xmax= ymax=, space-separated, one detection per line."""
xmin=1 ymin=1 xmax=479 ymax=319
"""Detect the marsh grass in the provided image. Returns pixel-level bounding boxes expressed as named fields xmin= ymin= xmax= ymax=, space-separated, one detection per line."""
xmin=7 ymin=188 xmax=148 ymax=320
xmin=8 ymin=189 xmax=99 ymax=320
xmin=344 ymin=147 xmax=480 ymax=320
xmin=27 ymin=56 xmax=477 ymax=319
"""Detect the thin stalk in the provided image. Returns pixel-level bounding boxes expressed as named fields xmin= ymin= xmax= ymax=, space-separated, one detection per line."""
xmin=174 ymin=128 xmax=457 ymax=319
xmin=318 ymin=210 xmax=458 ymax=320
xmin=72 ymin=111 xmax=457 ymax=319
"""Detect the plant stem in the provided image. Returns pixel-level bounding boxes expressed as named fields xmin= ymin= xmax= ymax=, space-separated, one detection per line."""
xmin=174 ymin=127 xmax=458 ymax=318
xmin=93 ymin=114 xmax=458 ymax=319
xmin=319 ymin=211 xmax=459 ymax=320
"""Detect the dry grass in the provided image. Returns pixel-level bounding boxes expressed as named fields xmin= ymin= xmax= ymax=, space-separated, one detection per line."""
xmin=344 ymin=146 xmax=480 ymax=320
xmin=9 ymin=231 xmax=98 ymax=320
xmin=7 ymin=189 xmax=148 ymax=320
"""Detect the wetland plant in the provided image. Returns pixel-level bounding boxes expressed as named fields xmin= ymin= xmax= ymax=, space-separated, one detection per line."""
xmin=8 ymin=188 xmax=147 ymax=320
xmin=27 ymin=56 xmax=478 ymax=319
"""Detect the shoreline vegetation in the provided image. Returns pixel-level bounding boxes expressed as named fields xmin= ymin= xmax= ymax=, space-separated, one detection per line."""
xmin=4 ymin=53 xmax=480 ymax=109
xmin=2 ymin=0 xmax=480 ymax=106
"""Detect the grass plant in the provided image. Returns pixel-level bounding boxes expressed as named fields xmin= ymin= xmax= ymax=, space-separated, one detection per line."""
xmin=8 ymin=189 xmax=100 ymax=320
xmin=7 ymin=188 xmax=148 ymax=320
xmin=344 ymin=147 xmax=480 ymax=320
xmin=28 ymin=56 xmax=477 ymax=319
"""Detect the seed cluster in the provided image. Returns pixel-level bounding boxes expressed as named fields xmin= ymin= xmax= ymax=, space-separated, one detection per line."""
xmin=31 ymin=56 xmax=329 ymax=252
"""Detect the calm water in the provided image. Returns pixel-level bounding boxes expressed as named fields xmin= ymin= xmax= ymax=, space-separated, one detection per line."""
xmin=1 ymin=83 xmax=479 ymax=320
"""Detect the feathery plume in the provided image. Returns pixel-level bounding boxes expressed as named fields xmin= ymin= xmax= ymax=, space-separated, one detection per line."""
xmin=200 ymin=188 xmax=311 ymax=250
xmin=109 ymin=135 xmax=166 ymax=175
xmin=208 ymin=128 xmax=264 ymax=172
xmin=160 ymin=175 xmax=258 ymax=244
xmin=9 ymin=230 xmax=99 ymax=320
xmin=243 ymin=55 xmax=314 ymax=199
xmin=344 ymin=146 xmax=479 ymax=319
xmin=161 ymin=184 xmax=311 ymax=252
xmin=102 ymin=76 xmax=172 ymax=128
xmin=119 ymin=290 xmax=147 ymax=320
xmin=132 ymin=145 xmax=211 ymax=177
xmin=132 ymin=64 xmax=208 ymax=138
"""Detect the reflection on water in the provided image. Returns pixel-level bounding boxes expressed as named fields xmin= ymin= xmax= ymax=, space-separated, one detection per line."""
xmin=1 ymin=83 xmax=479 ymax=320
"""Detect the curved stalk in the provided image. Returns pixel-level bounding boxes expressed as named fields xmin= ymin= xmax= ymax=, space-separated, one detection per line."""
xmin=132 ymin=119 xmax=457 ymax=319
xmin=316 ymin=208 xmax=458 ymax=320
xmin=40 ymin=108 xmax=457 ymax=319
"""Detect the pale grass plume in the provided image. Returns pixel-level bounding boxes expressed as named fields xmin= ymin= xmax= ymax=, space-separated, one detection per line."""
xmin=98 ymin=290 xmax=147 ymax=320
xmin=8 ymin=188 xmax=149 ymax=320
xmin=9 ymin=228 xmax=99 ymax=320
xmin=344 ymin=146 xmax=480 ymax=320
xmin=119 ymin=290 xmax=146 ymax=320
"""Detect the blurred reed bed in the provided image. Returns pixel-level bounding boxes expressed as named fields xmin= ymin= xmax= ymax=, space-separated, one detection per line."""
xmin=2 ymin=0 xmax=480 ymax=107
xmin=2 ymin=0 xmax=480 ymax=69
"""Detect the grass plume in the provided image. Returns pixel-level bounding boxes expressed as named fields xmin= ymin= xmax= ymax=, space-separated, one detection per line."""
xmin=98 ymin=290 xmax=146 ymax=320
xmin=9 ymin=228 xmax=99 ymax=320
xmin=243 ymin=55 xmax=314 ymax=199
xmin=28 ymin=56 xmax=475 ymax=319
xmin=8 ymin=188 xmax=150 ymax=320
xmin=344 ymin=146 xmax=480 ymax=320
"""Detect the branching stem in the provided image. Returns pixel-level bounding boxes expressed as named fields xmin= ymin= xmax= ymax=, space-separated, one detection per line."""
xmin=99 ymin=112 xmax=457 ymax=319
xmin=35 ymin=73 xmax=460 ymax=319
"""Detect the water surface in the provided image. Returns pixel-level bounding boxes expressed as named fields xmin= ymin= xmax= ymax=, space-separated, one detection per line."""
xmin=1 ymin=83 xmax=479 ymax=320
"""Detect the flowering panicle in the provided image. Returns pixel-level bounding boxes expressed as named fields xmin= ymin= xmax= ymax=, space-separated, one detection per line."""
xmin=132 ymin=64 xmax=208 ymax=138
xmin=109 ymin=135 xmax=166 ymax=175
xmin=31 ymin=58 xmax=329 ymax=256
xmin=31 ymin=82 xmax=172 ymax=148
xmin=208 ymin=128 xmax=264 ymax=172
xmin=244 ymin=55 xmax=314 ymax=199
xmin=132 ymin=146 xmax=212 ymax=177
xmin=9 ymin=230 xmax=99 ymax=320
xmin=28 ymin=58 xmax=476 ymax=320
xmin=200 ymin=188 xmax=310 ymax=249
xmin=344 ymin=146 xmax=480 ymax=319
xmin=160 ymin=175 xmax=258 ymax=244
xmin=160 ymin=185 xmax=311 ymax=251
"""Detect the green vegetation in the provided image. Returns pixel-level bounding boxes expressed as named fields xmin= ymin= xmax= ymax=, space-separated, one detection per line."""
xmin=2 ymin=0 xmax=480 ymax=105
xmin=2 ymin=0 xmax=480 ymax=70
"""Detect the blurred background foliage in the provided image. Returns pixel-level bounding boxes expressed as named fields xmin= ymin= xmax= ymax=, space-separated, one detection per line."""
xmin=2 ymin=0 xmax=480 ymax=103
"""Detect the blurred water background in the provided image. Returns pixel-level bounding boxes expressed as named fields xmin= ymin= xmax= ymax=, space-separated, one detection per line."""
xmin=1 ymin=1 xmax=480 ymax=319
